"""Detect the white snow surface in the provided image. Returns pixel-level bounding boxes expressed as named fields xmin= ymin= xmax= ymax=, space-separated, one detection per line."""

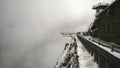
xmin=55 ymin=37 xmax=98 ymax=68
xmin=76 ymin=37 xmax=98 ymax=68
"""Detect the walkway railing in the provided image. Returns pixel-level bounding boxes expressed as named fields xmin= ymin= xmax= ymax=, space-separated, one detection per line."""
xmin=87 ymin=36 xmax=120 ymax=53
xmin=77 ymin=35 xmax=120 ymax=68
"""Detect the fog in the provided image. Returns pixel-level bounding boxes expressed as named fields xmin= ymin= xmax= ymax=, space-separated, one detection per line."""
xmin=0 ymin=0 xmax=112 ymax=68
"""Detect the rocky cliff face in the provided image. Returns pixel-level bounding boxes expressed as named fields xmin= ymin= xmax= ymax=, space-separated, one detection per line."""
xmin=54 ymin=40 xmax=79 ymax=68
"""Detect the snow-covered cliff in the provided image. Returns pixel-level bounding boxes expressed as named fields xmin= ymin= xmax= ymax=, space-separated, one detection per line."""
xmin=54 ymin=37 xmax=98 ymax=68
xmin=54 ymin=38 xmax=79 ymax=68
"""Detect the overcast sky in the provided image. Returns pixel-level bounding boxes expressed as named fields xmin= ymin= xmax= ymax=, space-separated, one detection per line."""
xmin=0 ymin=0 xmax=112 ymax=68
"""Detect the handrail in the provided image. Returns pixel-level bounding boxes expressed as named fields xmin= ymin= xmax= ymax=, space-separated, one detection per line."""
xmin=80 ymin=35 xmax=120 ymax=53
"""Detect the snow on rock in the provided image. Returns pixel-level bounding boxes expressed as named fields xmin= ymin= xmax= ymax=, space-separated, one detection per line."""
xmin=54 ymin=36 xmax=98 ymax=68
xmin=54 ymin=39 xmax=79 ymax=68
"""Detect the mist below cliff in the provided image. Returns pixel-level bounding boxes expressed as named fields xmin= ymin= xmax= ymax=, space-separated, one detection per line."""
xmin=0 ymin=0 xmax=112 ymax=68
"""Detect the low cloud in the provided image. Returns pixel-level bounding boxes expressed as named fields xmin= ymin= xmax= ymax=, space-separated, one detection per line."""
xmin=0 ymin=0 xmax=111 ymax=68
